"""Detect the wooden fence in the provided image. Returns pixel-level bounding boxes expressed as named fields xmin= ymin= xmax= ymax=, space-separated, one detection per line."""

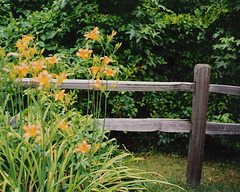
xmin=22 ymin=64 xmax=240 ymax=186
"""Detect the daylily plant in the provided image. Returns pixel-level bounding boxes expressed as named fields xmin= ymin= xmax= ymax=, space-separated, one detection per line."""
xmin=0 ymin=28 xmax=183 ymax=192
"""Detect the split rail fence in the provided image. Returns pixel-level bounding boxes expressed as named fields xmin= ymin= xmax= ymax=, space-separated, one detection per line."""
xmin=22 ymin=64 xmax=240 ymax=186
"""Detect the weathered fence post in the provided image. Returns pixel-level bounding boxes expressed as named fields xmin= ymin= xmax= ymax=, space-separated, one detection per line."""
xmin=186 ymin=64 xmax=211 ymax=186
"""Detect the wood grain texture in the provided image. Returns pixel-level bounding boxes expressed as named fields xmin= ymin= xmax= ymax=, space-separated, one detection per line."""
xmin=98 ymin=118 xmax=191 ymax=132
xmin=61 ymin=80 xmax=196 ymax=92
xmin=206 ymin=122 xmax=240 ymax=134
xmin=96 ymin=118 xmax=240 ymax=134
xmin=209 ymin=84 xmax=240 ymax=96
xmin=21 ymin=78 xmax=240 ymax=95
xmin=186 ymin=64 xmax=211 ymax=186
xmin=21 ymin=78 xmax=195 ymax=92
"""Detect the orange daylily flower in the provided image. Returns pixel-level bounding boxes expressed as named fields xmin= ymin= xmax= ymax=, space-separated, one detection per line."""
xmin=107 ymin=30 xmax=117 ymax=42
xmin=55 ymin=70 xmax=73 ymax=85
xmin=16 ymin=63 xmax=29 ymax=79
xmin=22 ymin=35 xmax=35 ymax=46
xmin=30 ymin=60 xmax=46 ymax=72
xmin=1 ymin=68 xmax=10 ymax=73
xmin=58 ymin=121 xmax=70 ymax=131
xmin=100 ymin=56 xmax=115 ymax=65
xmin=76 ymin=46 xmax=93 ymax=59
xmin=22 ymin=50 xmax=31 ymax=60
xmin=23 ymin=124 xmax=41 ymax=138
xmin=91 ymin=79 xmax=104 ymax=90
xmin=54 ymin=90 xmax=66 ymax=102
xmin=93 ymin=54 xmax=100 ymax=64
xmin=14 ymin=35 xmax=34 ymax=52
xmin=15 ymin=40 xmax=26 ymax=52
xmin=40 ymin=48 xmax=45 ymax=55
xmin=33 ymin=70 xmax=52 ymax=90
xmin=110 ymin=30 xmax=117 ymax=39
xmin=6 ymin=52 xmax=21 ymax=58
xmin=84 ymin=27 xmax=100 ymax=41
xmin=2 ymin=68 xmax=15 ymax=79
xmin=34 ymin=136 xmax=42 ymax=143
xmin=28 ymin=44 xmax=37 ymax=57
xmin=74 ymin=140 xmax=91 ymax=155
xmin=2 ymin=63 xmax=18 ymax=79
xmin=88 ymin=66 xmax=102 ymax=78
xmin=104 ymin=67 xmax=117 ymax=77
xmin=46 ymin=55 xmax=59 ymax=65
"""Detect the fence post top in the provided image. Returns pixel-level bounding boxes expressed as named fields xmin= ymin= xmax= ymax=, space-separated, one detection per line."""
xmin=195 ymin=64 xmax=211 ymax=69
xmin=194 ymin=64 xmax=211 ymax=82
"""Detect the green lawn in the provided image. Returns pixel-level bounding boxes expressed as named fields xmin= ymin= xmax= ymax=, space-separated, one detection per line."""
xmin=129 ymin=153 xmax=240 ymax=191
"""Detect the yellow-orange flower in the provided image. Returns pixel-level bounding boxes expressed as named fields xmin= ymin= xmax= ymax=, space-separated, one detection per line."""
xmin=16 ymin=63 xmax=29 ymax=79
xmin=104 ymin=67 xmax=117 ymax=77
xmin=55 ymin=90 xmax=66 ymax=102
xmin=93 ymin=54 xmax=100 ymax=64
xmin=22 ymin=34 xmax=35 ymax=46
xmin=33 ymin=70 xmax=52 ymax=90
xmin=23 ymin=124 xmax=41 ymax=138
xmin=14 ymin=35 xmax=34 ymax=52
xmin=58 ymin=121 xmax=70 ymax=131
xmin=22 ymin=50 xmax=31 ymax=60
xmin=107 ymin=30 xmax=117 ymax=42
xmin=110 ymin=30 xmax=117 ymax=39
xmin=28 ymin=44 xmax=37 ymax=57
xmin=100 ymin=56 xmax=115 ymax=65
xmin=91 ymin=79 xmax=104 ymax=90
xmin=2 ymin=63 xmax=18 ymax=79
xmin=6 ymin=52 xmax=21 ymax=58
xmin=30 ymin=60 xmax=46 ymax=72
xmin=76 ymin=46 xmax=93 ymax=59
xmin=34 ymin=136 xmax=42 ymax=143
xmin=88 ymin=66 xmax=102 ymax=78
xmin=84 ymin=27 xmax=100 ymax=41
xmin=55 ymin=70 xmax=73 ymax=85
xmin=74 ymin=140 xmax=91 ymax=155
xmin=15 ymin=40 xmax=26 ymax=52
xmin=46 ymin=55 xmax=59 ymax=65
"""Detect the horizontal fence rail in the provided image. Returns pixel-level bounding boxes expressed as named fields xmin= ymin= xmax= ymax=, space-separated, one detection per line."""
xmin=98 ymin=118 xmax=191 ymax=133
xmin=21 ymin=78 xmax=196 ymax=92
xmin=20 ymin=64 xmax=240 ymax=186
xmin=209 ymin=84 xmax=240 ymax=95
xmin=21 ymin=78 xmax=240 ymax=95
xmin=21 ymin=77 xmax=240 ymax=135
xmin=98 ymin=119 xmax=240 ymax=135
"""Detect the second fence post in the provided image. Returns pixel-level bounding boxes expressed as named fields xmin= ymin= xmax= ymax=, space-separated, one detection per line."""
xmin=186 ymin=64 xmax=211 ymax=186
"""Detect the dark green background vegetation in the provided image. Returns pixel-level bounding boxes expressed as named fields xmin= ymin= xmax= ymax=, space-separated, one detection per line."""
xmin=1 ymin=0 xmax=240 ymax=153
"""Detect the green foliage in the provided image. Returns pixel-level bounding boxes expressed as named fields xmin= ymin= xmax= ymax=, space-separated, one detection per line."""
xmin=124 ymin=0 xmax=229 ymax=82
xmin=109 ymin=92 xmax=138 ymax=118
xmin=0 ymin=0 xmax=240 ymax=152
xmin=0 ymin=32 xmax=182 ymax=191
xmin=0 ymin=0 xmax=11 ymax=24
xmin=211 ymin=31 xmax=240 ymax=84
